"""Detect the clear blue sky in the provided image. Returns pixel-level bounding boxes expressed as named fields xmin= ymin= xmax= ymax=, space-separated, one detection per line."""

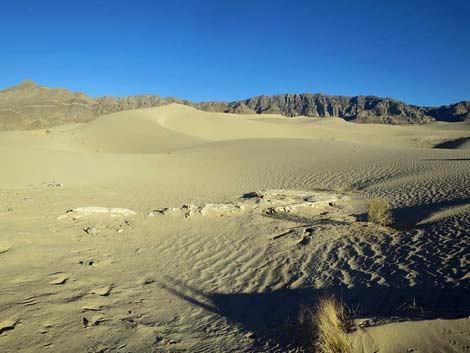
xmin=1 ymin=0 xmax=469 ymax=106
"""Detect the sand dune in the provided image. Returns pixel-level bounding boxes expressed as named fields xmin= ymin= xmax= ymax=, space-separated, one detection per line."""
xmin=1 ymin=104 xmax=469 ymax=352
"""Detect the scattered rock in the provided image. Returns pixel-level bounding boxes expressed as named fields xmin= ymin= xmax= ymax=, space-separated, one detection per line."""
xmin=89 ymin=315 xmax=105 ymax=326
xmin=297 ymin=236 xmax=310 ymax=246
xmin=244 ymin=331 xmax=255 ymax=339
xmin=58 ymin=207 xmax=137 ymax=220
xmin=90 ymin=285 xmax=113 ymax=296
xmin=0 ymin=245 xmax=11 ymax=254
xmin=139 ymin=277 xmax=155 ymax=285
xmin=241 ymin=191 xmax=259 ymax=199
xmin=148 ymin=190 xmax=348 ymax=220
xmin=82 ymin=315 xmax=106 ymax=328
xmin=201 ymin=203 xmax=242 ymax=217
xmin=83 ymin=227 xmax=98 ymax=235
xmin=49 ymin=274 xmax=69 ymax=285
xmin=304 ymin=227 xmax=314 ymax=236
xmin=82 ymin=317 xmax=89 ymax=328
xmin=82 ymin=304 xmax=104 ymax=312
xmin=148 ymin=208 xmax=168 ymax=216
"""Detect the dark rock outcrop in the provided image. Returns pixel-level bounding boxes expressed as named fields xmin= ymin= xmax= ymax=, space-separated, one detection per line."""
xmin=0 ymin=80 xmax=468 ymax=130
xmin=197 ymin=94 xmax=435 ymax=124
xmin=424 ymin=101 xmax=470 ymax=122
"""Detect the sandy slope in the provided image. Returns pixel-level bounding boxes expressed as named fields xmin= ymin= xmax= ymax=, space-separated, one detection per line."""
xmin=1 ymin=104 xmax=469 ymax=352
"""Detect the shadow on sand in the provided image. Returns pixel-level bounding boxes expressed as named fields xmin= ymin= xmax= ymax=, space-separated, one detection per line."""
xmin=423 ymin=158 xmax=470 ymax=161
xmin=391 ymin=197 xmax=470 ymax=229
xmin=432 ymin=137 xmax=470 ymax=149
xmin=157 ymin=276 xmax=470 ymax=349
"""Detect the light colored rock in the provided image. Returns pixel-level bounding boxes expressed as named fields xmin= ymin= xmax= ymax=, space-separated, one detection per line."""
xmin=83 ymin=227 xmax=98 ymax=235
xmin=58 ymin=207 xmax=137 ymax=220
xmin=48 ymin=274 xmax=69 ymax=285
xmin=149 ymin=190 xmax=348 ymax=219
xmin=201 ymin=203 xmax=241 ymax=217
xmin=90 ymin=285 xmax=113 ymax=296
xmin=109 ymin=208 xmax=137 ymax=217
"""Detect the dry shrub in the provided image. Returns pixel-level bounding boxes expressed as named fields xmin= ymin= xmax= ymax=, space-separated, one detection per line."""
xmin=297 ymin=296 xmax=352 ymax=353
xmin=314 ymin=297 xmax=351 ymax=353
xmin=367 ymin=197 xmax=393 ymax=226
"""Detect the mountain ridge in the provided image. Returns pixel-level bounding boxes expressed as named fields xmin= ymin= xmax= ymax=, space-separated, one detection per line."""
xmin=0 ymin=80 xmax=469 ymax=130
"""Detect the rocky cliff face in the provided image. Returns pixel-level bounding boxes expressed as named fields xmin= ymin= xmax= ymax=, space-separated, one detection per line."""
xmin=197 ymin=94 xmax=435 ymax=124
xmin=0 ymin=80 xmax=468 ymax=130
xmin=425 ymin=101 xmax=470 ymax=122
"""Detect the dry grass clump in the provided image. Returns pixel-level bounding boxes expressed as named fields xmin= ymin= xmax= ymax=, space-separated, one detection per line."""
xmin=297 ymin=296 xmax=352 ymax=353
xmin=367 ymin=197 xmax=393 ymax=226
xmin=314 ymin=297 xmax=352 ymax=353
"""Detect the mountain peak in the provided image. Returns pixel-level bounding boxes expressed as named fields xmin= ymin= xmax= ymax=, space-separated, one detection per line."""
xmin=18 ymin=79 xmax=38 ymax=89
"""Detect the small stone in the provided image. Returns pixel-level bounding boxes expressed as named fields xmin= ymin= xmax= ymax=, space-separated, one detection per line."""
xmin=244 ymin=331 xmax=255 ymax=339
xmin=90 ymin=285 xmax=113 ymax=296
xmin=82 ymin=305 xmax=103 ymax=312
xmin=89 ymin=315 xmax=105 ymax=326
xmin=49 ymin=275 xmax=69 ymax=285
xmin=297 ymin=236 xmax=310 ymax=246
xmin=83 ymin=227 xmax=98 ymax=235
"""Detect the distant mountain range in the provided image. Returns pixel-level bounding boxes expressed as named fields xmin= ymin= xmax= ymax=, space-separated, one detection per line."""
xmin=1 ymin=80 xmax=469 ymax=130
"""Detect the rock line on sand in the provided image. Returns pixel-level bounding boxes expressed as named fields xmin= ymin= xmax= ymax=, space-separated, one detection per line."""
xmin=57 ymin=207 xmax=137 ymax=220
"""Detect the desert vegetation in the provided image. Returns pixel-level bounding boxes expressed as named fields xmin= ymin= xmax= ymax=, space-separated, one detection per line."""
xmin=298 ymin=296 xmax=351 ymax=353
xmin=367 ymin=197 xmax=394 ymax=226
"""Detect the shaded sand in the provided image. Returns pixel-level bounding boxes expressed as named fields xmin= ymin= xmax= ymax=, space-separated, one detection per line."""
xmin=434 ymin=137 xmax=470 ymax=150
xmin=0 ymin=104 xmax=469 ymax=352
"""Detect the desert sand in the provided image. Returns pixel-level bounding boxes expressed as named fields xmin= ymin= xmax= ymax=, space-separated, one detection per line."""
xmin=1 ymin=104 xmax=469 ymax=352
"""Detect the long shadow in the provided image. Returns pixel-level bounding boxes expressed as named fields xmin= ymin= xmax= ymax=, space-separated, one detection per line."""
xmin=158 ymin=276 xmax=470 ymax=349
xmin=391 ymin=197 xmax=470 ymax=229
xmin=433 ymin=137 xmax=470 ymax=149
xmin=422 ymin=158 xmax=470 ymax=161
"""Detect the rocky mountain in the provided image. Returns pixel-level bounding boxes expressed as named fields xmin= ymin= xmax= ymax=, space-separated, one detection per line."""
xmin=425 ymin=101 xmax=470 ymax=122
xmin=0 ymin=80 xmax=469 ymax=130
xmin=0 ymin=80 xmax=99 ymax=130
xmin=197 ymin=94 xmax=435 ymax=124
xmin=0 ymin=81 xmax=190 ymax=130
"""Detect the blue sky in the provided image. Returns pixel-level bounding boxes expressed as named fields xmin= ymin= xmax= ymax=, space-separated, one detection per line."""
xmin=1 ymin=0 xmax=469 ymax=106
